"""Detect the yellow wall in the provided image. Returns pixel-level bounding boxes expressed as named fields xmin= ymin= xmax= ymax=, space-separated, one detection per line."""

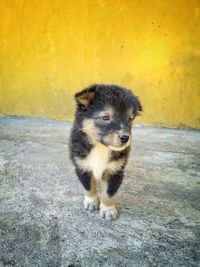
xmin=0 ymin=0 xmax=200 ymax=128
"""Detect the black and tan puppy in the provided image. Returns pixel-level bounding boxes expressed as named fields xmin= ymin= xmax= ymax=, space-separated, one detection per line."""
xmin=70 ymin=84 xmax=142 ymax=219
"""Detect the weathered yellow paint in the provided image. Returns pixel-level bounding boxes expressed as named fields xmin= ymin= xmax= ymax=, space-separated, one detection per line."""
xmin=0 ymin=0 xmax=200 ymax=128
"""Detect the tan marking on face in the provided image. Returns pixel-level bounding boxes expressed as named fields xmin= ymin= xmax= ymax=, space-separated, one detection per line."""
xmin=103 ymin=132 xmax=120 ymax=147
xmin=104 ymin=106 xmax=114 ymax=119
xmin=104 ymin=133 xmax=132 ymax=151
xmin=109 ymin=134 xmax=132 ymax=151
xmin=94 ymin=106 xmax=115 ymax=121
xmin=82 ymin=118 xmax=99 ymax=144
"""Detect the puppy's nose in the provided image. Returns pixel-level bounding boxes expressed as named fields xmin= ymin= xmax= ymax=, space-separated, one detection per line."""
xmin=120 ymin=134 xmax=129 ymax=144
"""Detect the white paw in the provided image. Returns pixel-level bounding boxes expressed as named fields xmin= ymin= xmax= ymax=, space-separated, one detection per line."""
xmin=100 ymin=204 xmax=118 ymax=220
xmin=84 ymin=195 xmax=99 ymax=211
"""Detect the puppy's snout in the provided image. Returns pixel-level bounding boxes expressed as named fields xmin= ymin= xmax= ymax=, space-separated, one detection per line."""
xmin=119 ymin=134 xmax=129 ymax=144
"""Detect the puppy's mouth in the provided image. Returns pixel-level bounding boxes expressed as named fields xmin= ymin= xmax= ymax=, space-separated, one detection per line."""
xmin=108 ymin=144 xmax=128 ymax=151
xmin=101 ymin=134 xmax=131 ymax=151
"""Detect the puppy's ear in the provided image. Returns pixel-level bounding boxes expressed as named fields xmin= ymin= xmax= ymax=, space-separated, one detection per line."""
xmin=134 ymin=96 xmax=143 ymax=115
xmin=75 ymin=86 xmax=96 ymax=107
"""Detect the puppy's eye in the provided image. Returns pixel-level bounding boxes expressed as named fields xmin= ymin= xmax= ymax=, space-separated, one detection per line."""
xmin=101 ymin=115 xmax=110 ymax=121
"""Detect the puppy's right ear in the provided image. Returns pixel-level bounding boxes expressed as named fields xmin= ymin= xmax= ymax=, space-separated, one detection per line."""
xmin=75 ymin=85 xmax=96 ymax=108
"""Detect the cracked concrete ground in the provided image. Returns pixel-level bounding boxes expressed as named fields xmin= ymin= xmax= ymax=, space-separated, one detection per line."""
xmin=0 ymin=117 xmax=200 ymax=267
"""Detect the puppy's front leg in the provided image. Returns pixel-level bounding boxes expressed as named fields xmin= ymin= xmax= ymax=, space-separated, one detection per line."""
xmin=100 ymin=170 xmax=124 ymax=220
xmin=75 ymin=167 xmax=99 ymax=210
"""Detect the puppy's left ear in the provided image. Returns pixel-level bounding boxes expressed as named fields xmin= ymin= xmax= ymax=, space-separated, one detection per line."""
xmin=134 ymin=96 xmax=143 ymax=115
xmin=75 ymin=85 xmax=96 ymax=107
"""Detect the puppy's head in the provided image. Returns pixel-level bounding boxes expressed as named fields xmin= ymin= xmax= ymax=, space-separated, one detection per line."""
xmin=74 ymin=84 xmax=142 ymax=151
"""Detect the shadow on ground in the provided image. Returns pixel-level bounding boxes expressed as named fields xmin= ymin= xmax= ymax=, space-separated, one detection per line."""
xmin=0 ymin=117 xmax=200 ymax=267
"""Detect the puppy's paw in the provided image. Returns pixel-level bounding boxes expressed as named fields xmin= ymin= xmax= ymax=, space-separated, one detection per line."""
xmin=84 ymin=195 xmax=99 ymax=211
xmin=100 ymin=203 xmax=118 ymax=220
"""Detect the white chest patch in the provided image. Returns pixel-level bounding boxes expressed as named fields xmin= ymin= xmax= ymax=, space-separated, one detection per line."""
xmin=75 ymin=143 xmax=127 ymax=180
xmin=89 ymin=143 xmax=110 ymax=179
xmin=75 ymin=143 xmax=110 ymax=180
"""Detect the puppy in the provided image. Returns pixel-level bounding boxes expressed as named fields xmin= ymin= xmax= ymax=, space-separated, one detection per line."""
xmin=70 ymin=84 xmax=142 ymax=219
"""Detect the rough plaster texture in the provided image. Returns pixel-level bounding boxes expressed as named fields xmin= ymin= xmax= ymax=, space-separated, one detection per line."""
xmin=0 ymin=117 xmax=200 ymax=267
xmin=1 ymin=0 xmax=200 ymax=128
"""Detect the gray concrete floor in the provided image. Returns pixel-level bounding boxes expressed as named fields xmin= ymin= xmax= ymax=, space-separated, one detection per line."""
xmin=0 ymin=117 xmax=200 ymax=267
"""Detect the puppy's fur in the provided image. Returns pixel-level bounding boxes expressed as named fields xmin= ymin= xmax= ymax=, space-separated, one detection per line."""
xmin=70 ymin=84 xmax=142 ymax=219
